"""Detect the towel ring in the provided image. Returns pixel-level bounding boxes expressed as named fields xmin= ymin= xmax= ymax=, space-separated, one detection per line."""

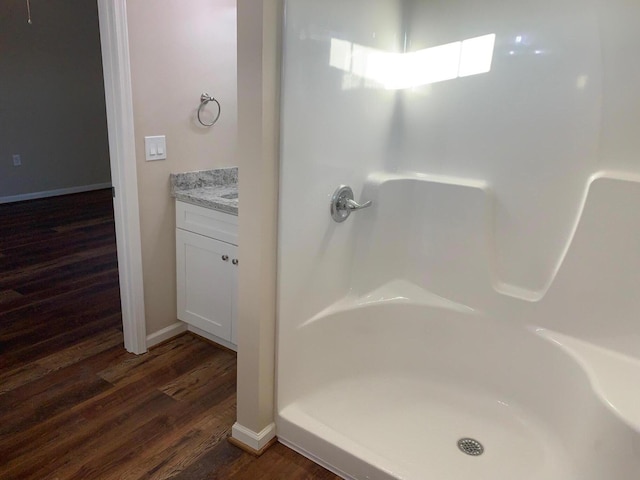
xmin=197 ymin=93 xmax=221 ymax=127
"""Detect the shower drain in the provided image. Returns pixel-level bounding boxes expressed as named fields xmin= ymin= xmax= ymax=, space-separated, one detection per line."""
xmin=457 ymin=438 xmax=484 ymax=456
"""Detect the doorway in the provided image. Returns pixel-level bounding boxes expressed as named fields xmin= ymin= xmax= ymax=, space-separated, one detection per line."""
xmin=0 ymin=0 xmax=146 ymax=354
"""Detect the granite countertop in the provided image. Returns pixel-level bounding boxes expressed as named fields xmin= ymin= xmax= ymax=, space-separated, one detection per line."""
xmin=170 ymin=167 xmax=238 ymax=215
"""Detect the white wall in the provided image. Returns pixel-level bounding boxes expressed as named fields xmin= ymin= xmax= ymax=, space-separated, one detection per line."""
xmin=126 ymin=0 xmax=237 ymax=336
xmin=234 ymin=0 xmax=283 ymax=446
xmin=0 ymin=0 xmax=111 ymax=199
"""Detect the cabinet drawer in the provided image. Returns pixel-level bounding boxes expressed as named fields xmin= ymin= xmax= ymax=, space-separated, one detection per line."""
xmin=176 ymin=201 xmax=238 ymax=245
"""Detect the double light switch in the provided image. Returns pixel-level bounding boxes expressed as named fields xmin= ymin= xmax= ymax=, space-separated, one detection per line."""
xmin=145 ymin=135 xmax=167 ymax=161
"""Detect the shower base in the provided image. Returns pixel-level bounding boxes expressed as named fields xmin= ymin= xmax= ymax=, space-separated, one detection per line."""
xmin=277 ymin=301 xmax=640 ymax=479
xmin=279 ymin=374 xmax=574 ymax=480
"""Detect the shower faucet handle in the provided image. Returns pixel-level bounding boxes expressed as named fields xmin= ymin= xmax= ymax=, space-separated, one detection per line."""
xmin=330 ymin=185 xmax=372 ymax=223
xmin=344 ymin=197 xmax=372 ymax=211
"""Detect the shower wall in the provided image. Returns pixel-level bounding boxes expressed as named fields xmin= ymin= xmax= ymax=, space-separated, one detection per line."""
xmin=278 ymin=0 xmax=403 ymax=325
xmin=400 ymin=0 xmax=602 ymax=295
xmin=278 ymin=0 xmax=640 ymax=409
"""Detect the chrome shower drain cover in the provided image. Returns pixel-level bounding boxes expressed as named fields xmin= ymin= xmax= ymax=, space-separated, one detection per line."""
xmin=458 ymin=438 xmax=484 ymax=456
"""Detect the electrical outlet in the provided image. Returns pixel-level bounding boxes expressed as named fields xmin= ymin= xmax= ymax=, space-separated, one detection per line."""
xmin=12 ymin=154 xmax=21 ymax=166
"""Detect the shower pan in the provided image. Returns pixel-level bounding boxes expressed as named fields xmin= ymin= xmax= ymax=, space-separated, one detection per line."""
xmin=276 ymin=1 xmax=640 ymax=479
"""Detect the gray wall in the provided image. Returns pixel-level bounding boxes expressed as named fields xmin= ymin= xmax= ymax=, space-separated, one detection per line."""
xmin=0 ymin=0 xmax=111 ymax=199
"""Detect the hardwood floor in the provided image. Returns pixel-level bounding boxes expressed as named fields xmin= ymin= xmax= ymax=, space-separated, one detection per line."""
xmin=0 ymin=190 xmax=340 ymax=480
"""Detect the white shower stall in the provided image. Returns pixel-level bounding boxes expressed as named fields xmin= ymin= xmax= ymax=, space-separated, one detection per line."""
xmin=276 ymin=0 xmax=640 ymax=478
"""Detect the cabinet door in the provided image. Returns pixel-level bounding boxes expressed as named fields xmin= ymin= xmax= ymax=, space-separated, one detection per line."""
xmin=176 ymin=229 xmax=236 ymax=340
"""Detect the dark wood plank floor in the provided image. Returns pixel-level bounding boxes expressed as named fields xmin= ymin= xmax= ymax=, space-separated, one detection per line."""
xmin=0 ymin=190 xmax=340 ymax=480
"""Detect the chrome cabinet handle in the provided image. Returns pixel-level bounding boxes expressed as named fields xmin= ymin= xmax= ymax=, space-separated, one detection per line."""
xmin=330 ymin=185 xmax=372 ymax=223
xmin=222 ymin=255 xmax=229 ymax=261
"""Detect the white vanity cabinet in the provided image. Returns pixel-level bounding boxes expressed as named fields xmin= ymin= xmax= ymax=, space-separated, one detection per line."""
xmin=176 ymin=201 xmax=238 ymax=350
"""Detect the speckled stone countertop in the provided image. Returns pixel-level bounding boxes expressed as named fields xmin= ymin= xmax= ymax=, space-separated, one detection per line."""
xmin=170 ymin=167 xmax=238 ymax=215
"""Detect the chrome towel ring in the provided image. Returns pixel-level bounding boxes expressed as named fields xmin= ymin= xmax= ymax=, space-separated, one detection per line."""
xmin=197 ymin=93 xmax=221 ymax=127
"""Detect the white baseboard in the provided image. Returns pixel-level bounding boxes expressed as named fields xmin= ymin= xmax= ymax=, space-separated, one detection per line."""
xmin=0 ymin=183 xmax=113 ymax=204
xmin=232 ymin=422 xmax=277 ymax=452
xmin=188 ymin=325 xmax=237 ymax=352
xmin=146 ymin=321 xmax=187 ymax=348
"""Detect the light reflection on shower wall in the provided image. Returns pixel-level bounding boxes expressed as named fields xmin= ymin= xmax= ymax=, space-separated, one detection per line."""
xmin=329 ymin=33 xmax=496 ymax=90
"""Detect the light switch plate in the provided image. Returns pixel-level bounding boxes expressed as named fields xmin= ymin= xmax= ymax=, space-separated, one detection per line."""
xmin=145 ymin=135 xmax=167 ymax=161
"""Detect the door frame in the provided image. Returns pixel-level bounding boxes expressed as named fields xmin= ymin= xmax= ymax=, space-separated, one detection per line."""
xmin=97 ymin=0 xmax=147 ymax=354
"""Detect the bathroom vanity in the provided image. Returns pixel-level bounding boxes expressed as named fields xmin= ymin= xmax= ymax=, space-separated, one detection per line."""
xmin=170 ymin=168 xmax=238 ymax=351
